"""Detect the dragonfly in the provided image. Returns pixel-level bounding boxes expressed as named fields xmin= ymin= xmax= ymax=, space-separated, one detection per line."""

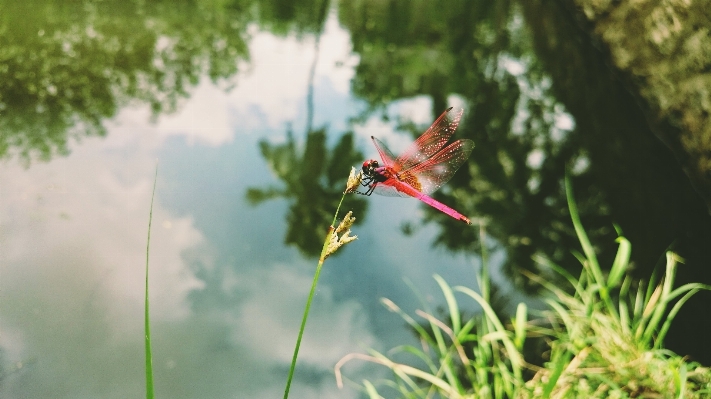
xmin=358 ymin=107 xmax=474 ymax=225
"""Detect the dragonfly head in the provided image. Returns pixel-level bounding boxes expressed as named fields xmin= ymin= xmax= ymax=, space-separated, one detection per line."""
xmin=362 ymin=159 xmax=379 ymax=176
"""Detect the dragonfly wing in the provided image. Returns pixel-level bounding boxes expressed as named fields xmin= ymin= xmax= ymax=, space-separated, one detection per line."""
xmin=371 ymin=136 xmax=398 ymax=168
xmin=405 ymin=139 xmax=474 ymax=194
xmin=394 ymin=107 xmax=464 ymax=172
xmin=368 ymin=182 xmax=412 ymax=198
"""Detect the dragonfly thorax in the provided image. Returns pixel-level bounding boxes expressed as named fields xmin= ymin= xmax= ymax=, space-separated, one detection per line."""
xmin=362 ymin=159 xmax=391 ymax=183
xmin=362 ymin=159 xmax=379 ymax=175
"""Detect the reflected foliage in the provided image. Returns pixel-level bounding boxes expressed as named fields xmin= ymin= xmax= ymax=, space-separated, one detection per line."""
xmin=0 ymin=0 xmax=250 ymax=164
xmin=340 ymin=0 xmax=711 ymax=362
xmin=246 ymin=129 xmax=367 ymax=257
xmin=256 ymin=0 xmax=330 ymax=37
xmin=340 ymin=0 xmax=616 ymax=286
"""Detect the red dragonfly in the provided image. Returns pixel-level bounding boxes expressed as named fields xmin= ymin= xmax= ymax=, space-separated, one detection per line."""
xmin=359 ymin=107 xmax=474 ymax=224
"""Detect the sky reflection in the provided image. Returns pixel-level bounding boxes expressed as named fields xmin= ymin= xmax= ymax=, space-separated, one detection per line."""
xmin=0 ymin=12 xmax=500 ymax=399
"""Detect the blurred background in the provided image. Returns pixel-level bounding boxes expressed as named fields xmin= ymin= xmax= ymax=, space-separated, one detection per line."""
xmin=1 ymin=0 xmax=710 ymax=398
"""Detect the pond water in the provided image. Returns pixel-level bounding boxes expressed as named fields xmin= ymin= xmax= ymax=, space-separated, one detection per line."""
xmin=2 ymin=1 xmax=710 ymax=398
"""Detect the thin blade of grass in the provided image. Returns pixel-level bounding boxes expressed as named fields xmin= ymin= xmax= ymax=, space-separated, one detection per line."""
xmin=566 ymin=174 xmax=618 ymax=320
xmin=545 ymin=299 xmax=575 ymax=336
xmin=366 ymin=349 xmax=460 ymax=398
xmin=676 ymin=364 xmax=688 ymax=399
xmin=454 ymin=286 xmax=523 ymax=380
xmin=514 ymin=303 xmax=527 ymax=351
xmin=434 ymin=274 xmax=461 ymax=334
xmin=645 ymin=264 xmax=662 ymax=305
xmin=144 ymin=165 xmax=157 ymax=399
xmin=402 ymin=278 xmax=441 ymax=348
xmin=380 ymin=298 xmax=436 ymax=353
xmin=459 ymin=317 xmax=477 ymax=339
xmin=633 ymin=279 xmax=647 ymax=320
xmin=565 ymin=174 xmax=601 ymax=274
xmin=619 ymin=300 xmax=630 ymax=335
xmin=404 ymin=279 xmax=455 ymax=381
xmin=362 ymin=380 xmax=384 ymax=399
xmin=532 ymin=254 xmax=578 ymax=292
xmin=542 ymin=346 xmax=572 ymax=397
xmin=389 ymin=345 xmax=439 ymax=374
xmin=608 ymin=235 xmax=631 ymax=287
xmin=643 ymin=253 xmax=679 ymax=344
xmin=414 ymin=309 xmax=461 ymax=392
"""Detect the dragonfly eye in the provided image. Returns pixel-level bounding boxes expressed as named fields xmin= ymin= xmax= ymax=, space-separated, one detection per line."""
xmin=362 ymin=160 xmax=378 ymax=173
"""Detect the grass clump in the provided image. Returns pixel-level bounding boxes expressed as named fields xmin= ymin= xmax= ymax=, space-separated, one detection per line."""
xmin=336 ymin=175 xmax=711 ymax=398
xmin=522 ymin=248 xmax=711 ymax=398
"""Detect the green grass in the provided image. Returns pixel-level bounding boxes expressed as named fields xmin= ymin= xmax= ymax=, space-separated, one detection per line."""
xmin=335 ymin=175 xmax=711 ymax=398
xmin=144 ymin=165 xmax=157 ymax=399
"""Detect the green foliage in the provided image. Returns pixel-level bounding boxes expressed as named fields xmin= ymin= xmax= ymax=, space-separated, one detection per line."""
xmin=256 ymin=0 xmax=330 ymax=37
xmin=518 ymin=177 xmax=711 ymax=398
xmin=0 ymin=0 xmax=251 ymax=164
xmin=0 ymin=0 xmax=343 ymax=165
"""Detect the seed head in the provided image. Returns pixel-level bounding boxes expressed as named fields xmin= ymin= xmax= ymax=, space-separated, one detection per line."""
xmin=324 ymin=211 xmax=357 ymax=259
xmin=344 ymin=167 xmax=362 ymax=194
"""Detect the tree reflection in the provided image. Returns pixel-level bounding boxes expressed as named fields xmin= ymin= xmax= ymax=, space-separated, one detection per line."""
xmin=339 ymin=0 xmax=616 ymax=285
xmin=339 ymin=0 xmax=711 ymax=365
xmin=0 ymin=0 xmax=251 ymax=164
xmin=256 ymin=0 xmax=331 ymax=37
xmin=246 ymin=128 xmax=367 ymax=257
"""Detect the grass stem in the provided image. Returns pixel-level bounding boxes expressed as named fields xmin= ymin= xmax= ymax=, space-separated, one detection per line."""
xmin=283 ymin=190 xmax=351 ymax=399
xmin=144 ymin=165 xmax=157 ymax=399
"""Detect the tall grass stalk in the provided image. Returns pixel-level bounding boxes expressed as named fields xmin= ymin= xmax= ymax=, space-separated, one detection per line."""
xmin=144 ymin=165 xmax=158 ymax=399
xmin=283 ymin=168 xmax=360 ymax=399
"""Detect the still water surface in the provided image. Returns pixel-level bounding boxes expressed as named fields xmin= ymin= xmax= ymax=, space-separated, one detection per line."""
xmin=0 ymin=3 xmax=511 ymax=398
xmin=2 ymin=1 xmax=710 ymax=398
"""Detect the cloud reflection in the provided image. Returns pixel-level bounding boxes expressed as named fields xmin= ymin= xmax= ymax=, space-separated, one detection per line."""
xmin=0 ymin=111 xmax=375 ymax=399
xmin=0 ymin=13 xmax=381 ymax=399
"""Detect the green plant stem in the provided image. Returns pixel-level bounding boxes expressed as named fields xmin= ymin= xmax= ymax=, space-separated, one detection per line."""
xmin=477 ymin=222 xmax=490 ymax=303
xmin=145 ymin=165 xmax=157 ymax=399
xmin=283 ymin=192 xmax=347 ymax=399
xmin=565 ymin=173 xmax=618 ymax=318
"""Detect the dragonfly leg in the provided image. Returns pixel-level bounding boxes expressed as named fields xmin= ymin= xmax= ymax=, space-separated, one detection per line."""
xmin=351 ymin=178 xmax=376 ymax=196
xmin=363 ymin=184 xmax=375 ymax=196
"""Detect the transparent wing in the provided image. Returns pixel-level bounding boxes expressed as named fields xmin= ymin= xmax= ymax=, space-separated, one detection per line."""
xmin=368 ymin=183 xmax=411 ymax=198
xmin=405 ymin=139 xmax=474 ymax=194
xmin=393 ymin=107 xmax=463 ymax=173
xmin=370 ymin=136 xmax=398 ymax=168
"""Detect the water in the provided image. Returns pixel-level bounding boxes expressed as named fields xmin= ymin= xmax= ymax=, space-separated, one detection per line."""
xmin=1 ymin=1 xmax=710 ymax=398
